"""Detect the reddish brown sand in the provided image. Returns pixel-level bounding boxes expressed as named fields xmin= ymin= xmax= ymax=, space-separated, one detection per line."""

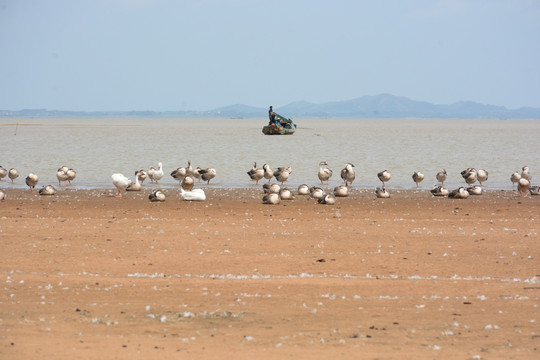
xmin=0 ymin=187 xmax=538 ymax=359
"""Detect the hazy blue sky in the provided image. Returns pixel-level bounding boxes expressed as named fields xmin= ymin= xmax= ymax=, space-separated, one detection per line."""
xmin=1 ymin=0 xmax=539 ymax=111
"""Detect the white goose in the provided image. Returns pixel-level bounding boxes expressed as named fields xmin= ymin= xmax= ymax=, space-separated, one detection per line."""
xmin=180 ymin=188 xmax=206 ymax=201
xmin=39 ymin=185 xmax=56 ymax=196
xmin=111 ymin=173 xmax=131 ymax=197
xmin=318 ymin=161 xmax=333 ymax=184
xmin=247 ymin=162 xmax=264 ymax=184
xmin=152 ymin=162 xmax=164 ymax=183
xmin=0 ymin=189 xmax=6 ymax=201
xmin=340 ymin=163 xmax=355 ymax=187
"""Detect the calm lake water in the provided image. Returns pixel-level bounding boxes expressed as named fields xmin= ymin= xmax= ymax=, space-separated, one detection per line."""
xmin=1 ymin=117 xmax=539 ymax=190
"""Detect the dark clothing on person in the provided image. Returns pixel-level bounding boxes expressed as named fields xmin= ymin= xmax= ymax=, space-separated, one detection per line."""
xmin=268 ymin=107 xmax=276 ymax=125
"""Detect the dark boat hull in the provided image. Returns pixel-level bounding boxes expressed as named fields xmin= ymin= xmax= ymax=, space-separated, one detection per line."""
xmin=262 ymin=125 xmax=296 ymax=135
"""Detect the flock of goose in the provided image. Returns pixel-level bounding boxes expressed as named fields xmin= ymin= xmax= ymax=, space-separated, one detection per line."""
xmin=248 ymin=162 xmax=538 ymax=204
xmin=111 ymin=161 xmax=213 ymax=201
xmin=0 ymin=162 xmax=538 ymax=204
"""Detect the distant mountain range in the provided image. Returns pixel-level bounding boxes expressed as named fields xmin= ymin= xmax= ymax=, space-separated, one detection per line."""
xmin=2 ymin=94 xmax=539 ymax=119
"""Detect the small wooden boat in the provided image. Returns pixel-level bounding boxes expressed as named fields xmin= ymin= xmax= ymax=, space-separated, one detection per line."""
xmin=262 ymin=113 xmax=296 ymax=135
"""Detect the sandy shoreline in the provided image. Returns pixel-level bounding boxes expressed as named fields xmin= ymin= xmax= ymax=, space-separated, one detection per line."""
xmin=0 ymin=188 xmax=538 ymax=359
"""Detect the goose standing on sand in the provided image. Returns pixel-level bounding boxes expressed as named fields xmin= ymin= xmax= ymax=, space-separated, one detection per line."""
xmin=461 ymin=168 xmax=477 ymax=185
xmin=263 ymin=183 xmax=280 ymax=194
xmin=126 ymin=172 xmax=142 ymax=191
xmin=39 ymin=185 xmax=56 ymax=196
xmin=180 ymin=188 xmax=206 ymax=201
xmin=521 ymin=166 xmax=532 ymax=181
xmin=412 ymin=171 xmax=424 ymax=188
xmin=263 ymin=164 xmax=274 ymax=183
xmin=199 ymin=167 xmax=216 ymax=184
xmin=56 ymin=168 xmax=69 ymax=186
xmin=318 ymin=161 xmax=332 ymax=184
xmin=181 ymin=176 xmax=194 ymax=191
xmin=111 ymin=173 xmax=131 ymax=197
xmin=170 ymin=167 xmax=186 ymax=184
xmin=274 ymin=166 xmax=291 ymax=184
xmin=262 ymin=192 xmax=280 ymax=205
xmin=510 ymin=171 xmax=521 ymax=188
xmin=185 ymin=160 xmax=195 ymax=177
xmin=297 ymin=184 xmax=310 ymax=195
xmin=149 ymin=189 xmax=166 ymax=202
xmin=341 ymin=163 xmax=355 ymax=187
xmin=279 ymin=188 xmax=294 ymax=200
xmin=147 ymin=167 xmax=155 ymax=183
xmin=247 ymin=162 xmax=264 ymax=184
xmin=377 ymin=170 xmax=391 ymax=186
xmin=518 ymin=178 xmax=530 ymax=197
xmin=476 ymin=169 xmax=488 ymax=186
xmin=135 ymin=169 xmax=148 ymax=185
xmin=25 ymin=173 xmax=39 ymax=192
xmin=530 ymin=186 xmax=540 ymax=196
xmin=66 ymin=168 xmax=76 ymax=185
xmin=375 ymin=186 xmax=390 ymax=198
xmin=448 ymin=187 xmax=469 ymax=199
xmin=8 ymin=168 xmax=19 ymax=182
xmin=333 ymin=185 xmax=349 ymax=197
xmin=430 ymin=185 xmax=449 ymax=197
xmin=436 ymin=169 xmax=447 ymax=185
xmin=0 ymin=189 xmax=5 ymax=201
xmin=152 ymin=162 xmax=164 ymax=183
xmin=0 ymin=166 xmax=7 ymax=180
xmin=193 ymin=167 xmax=202 ymax=182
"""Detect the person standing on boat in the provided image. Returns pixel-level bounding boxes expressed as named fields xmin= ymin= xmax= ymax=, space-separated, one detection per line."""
xmin=268 ymin=106 xmax=277 ymax=126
